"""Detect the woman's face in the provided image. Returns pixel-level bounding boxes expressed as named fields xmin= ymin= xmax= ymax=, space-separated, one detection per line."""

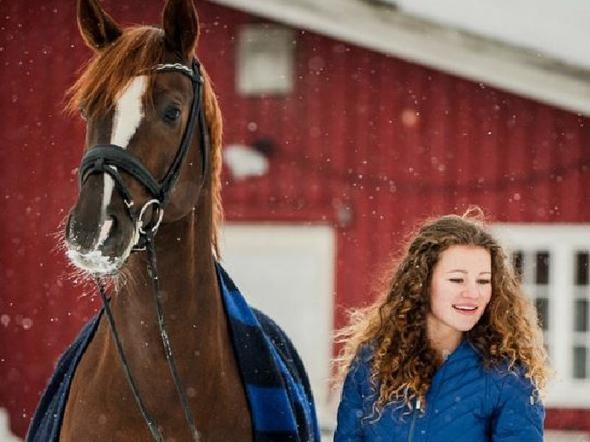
xmin=428 ymin=245 xmax=492 ymax=341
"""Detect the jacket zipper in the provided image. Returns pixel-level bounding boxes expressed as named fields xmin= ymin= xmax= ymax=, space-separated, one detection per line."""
xmin=407 ymin=399 xmax=421 ymax=442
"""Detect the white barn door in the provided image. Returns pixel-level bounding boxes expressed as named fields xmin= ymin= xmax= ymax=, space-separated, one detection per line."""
xmin=220 ymin=224 xmax=336 ymax=429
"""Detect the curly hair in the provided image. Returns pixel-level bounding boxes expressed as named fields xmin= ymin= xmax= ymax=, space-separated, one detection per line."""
xmin=334 ymin=208 xmax=549 ymax=414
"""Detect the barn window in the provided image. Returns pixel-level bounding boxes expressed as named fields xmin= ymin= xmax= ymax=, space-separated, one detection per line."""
xmin=236 ymin=24 xmax=295 ymax=95
xmin=509 ymin=250 xmax=551 ymax=332
xmin=493 ymin=225 xmax=590 ymax=407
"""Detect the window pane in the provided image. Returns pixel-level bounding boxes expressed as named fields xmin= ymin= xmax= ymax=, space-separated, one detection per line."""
xmin=535 ymin=298 xmax=549 ymax=331
xmin=573 ymin=346 xmax=588 ymax=379
xmin=574 ymin=299 xmax=589 ymax=332
xmin=512 ymin=251 xmax=524 ymax=282
xmin=576 ymin=251 xmax=589 ymax=286
xmin=535 ymin=251 xmax=550 ymax=285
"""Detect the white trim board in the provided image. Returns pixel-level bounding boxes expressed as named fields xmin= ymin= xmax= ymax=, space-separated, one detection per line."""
xmin=210 ymin=0 xmax=590 ymax=116
xmin=219 ymin=223 xmax=337 ymax=427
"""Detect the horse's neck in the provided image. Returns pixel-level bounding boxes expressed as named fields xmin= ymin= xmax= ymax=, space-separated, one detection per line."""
xmin=110 ymin=193 xmax=225 ymax=362
xmin=65 ymin=191 xmax=253 ymax=439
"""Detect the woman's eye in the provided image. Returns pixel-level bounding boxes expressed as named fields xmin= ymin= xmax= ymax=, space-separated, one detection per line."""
xmin=477 ymin=279 xmax=492 ymax=285
xmin=79 ymin=108 xmax=88 ymax=121
xmin=163 ymin=106 xmax=181 ymax=123
xmin=449 ymin=278 xmax=464 ymax=283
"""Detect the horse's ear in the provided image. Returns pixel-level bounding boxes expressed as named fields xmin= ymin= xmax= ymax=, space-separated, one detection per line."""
xmin=162 ymin=0 xmax=199 ymax=61
xmin=77 ymin=0 xmax=122 ymax=51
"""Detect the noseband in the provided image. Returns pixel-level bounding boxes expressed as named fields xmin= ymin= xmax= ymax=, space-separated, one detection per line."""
xmin=78 ymin=60 xmax=207 ymax=441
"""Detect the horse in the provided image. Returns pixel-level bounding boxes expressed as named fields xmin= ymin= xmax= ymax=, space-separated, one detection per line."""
xmin=26 ymin=1 xmax=319 ymax=441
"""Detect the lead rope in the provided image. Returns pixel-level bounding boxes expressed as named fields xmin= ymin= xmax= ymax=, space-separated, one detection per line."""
xmin=95 ymin=278 xmax=164 ymax=442
xmin=145 ymin=231 xmax=200 ymax=442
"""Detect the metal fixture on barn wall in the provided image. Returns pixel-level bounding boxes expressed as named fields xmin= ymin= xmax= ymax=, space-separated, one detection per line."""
xmin=237 ymin=23 xmax=295 ymax=96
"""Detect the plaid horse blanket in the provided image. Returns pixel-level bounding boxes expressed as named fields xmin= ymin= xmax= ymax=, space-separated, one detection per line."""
xmin=27 ymin=263 xmax=320 ymax=441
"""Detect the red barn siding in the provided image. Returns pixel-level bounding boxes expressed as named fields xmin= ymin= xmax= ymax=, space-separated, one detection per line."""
xmin=546 ymin=409 xmax=590 ymax=432
xmin=1 ymin=0 xmax=589 ymax=437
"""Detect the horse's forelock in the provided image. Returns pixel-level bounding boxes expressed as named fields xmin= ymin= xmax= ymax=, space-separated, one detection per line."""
xmin=66 ymin=26 xmax=165 ymax=118
xmin=67 ymin=24 xmax=224 ymax=257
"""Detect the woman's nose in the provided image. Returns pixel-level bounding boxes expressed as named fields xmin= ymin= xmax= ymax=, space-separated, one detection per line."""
xmin=462 ymin=283 xmax=480 ymax=298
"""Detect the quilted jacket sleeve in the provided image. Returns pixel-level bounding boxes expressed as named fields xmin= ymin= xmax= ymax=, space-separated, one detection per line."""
xmin=490 ymin=371 xmax=544 ymax=442
xmin=334 ymin=349 xmax=372 ymax=441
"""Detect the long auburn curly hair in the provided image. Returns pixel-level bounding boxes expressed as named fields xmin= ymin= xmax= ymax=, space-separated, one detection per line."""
xmin=334 ymin=209 xmax=549 ymax=413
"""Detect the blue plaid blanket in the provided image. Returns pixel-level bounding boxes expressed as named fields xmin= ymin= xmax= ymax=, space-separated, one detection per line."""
xmin=27 ymin=263 xmax=320 ymax=441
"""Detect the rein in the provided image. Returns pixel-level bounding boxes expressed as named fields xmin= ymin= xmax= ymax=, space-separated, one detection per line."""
xmin=79 ymin=59 xmax=208 ymax=441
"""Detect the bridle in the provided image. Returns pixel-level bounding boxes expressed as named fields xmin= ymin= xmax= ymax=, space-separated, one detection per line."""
xmin=80 ymin=60 xmax=209 ymax=250
xmin=78 ymin=59 xmax=207 ymax=441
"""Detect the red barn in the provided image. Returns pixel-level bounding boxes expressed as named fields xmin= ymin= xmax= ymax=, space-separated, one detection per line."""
xmin=0 ymin=0 xmax=589 ymax=439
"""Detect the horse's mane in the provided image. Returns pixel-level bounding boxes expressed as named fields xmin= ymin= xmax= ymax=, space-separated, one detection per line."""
xmin=66 ymin=26 xmax=224 ymax=257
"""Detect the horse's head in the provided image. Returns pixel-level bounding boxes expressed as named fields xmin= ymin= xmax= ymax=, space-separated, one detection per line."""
xmin=65 ymin=0 xmax=218 ymax=275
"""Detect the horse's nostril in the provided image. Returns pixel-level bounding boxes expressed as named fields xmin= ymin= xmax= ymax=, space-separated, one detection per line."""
xmin=108 ymin=215 xmax=118 ymax=231
xmin=65 ymin=215 xmax=74 ymax=239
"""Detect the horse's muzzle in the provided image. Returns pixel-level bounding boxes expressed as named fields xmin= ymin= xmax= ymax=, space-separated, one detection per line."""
xmin=65 ymin=178 xmax=137 ymax=275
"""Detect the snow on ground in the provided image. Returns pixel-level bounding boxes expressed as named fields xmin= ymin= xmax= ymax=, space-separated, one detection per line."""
xmin=545 ymin=432 xmax=590 ymax=442
xmin=0 ymin=408 xmax=22 ymax=442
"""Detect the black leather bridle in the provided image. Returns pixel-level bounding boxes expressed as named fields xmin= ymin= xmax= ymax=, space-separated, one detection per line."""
xmin=78 ymin=59 xmax=207 ymax=442
xmin=79 ymin=59 xmax=209 ymax=250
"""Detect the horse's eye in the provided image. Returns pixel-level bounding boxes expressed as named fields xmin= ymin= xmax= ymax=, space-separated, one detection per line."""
xmin=79 ymin=108 xmax=88 ymax=121
xmin=163 ymin=106 xmax=181 ymax=123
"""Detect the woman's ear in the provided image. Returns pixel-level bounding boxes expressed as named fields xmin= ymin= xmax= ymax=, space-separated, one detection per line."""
xmin=77 ymin=0 xmax=122 ymax=51
xmin=162 ymin=0 xmax=199 ymax=61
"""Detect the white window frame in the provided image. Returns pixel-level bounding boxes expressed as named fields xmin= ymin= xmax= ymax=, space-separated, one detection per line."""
xmin=492 ymin=224 xmax=590 ymax=407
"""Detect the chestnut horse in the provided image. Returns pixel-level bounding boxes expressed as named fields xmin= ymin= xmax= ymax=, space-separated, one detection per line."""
xmin=26 ymin=0 xmax=318 ymax=441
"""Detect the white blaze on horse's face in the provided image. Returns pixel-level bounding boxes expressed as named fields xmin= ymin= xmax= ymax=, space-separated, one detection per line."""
xmin=102 ymin=75 xmax=148 ymax=234
xmin=67 ymin=76 xmax=148 ymax=275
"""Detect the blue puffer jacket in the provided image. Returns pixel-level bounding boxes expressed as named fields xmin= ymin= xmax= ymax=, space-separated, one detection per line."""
xmin=335 ymin=339 xmax=544 ymax=441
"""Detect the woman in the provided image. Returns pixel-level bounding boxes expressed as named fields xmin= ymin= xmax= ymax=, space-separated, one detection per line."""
xmin=334 ymin=210 xmax=549 ymax=441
